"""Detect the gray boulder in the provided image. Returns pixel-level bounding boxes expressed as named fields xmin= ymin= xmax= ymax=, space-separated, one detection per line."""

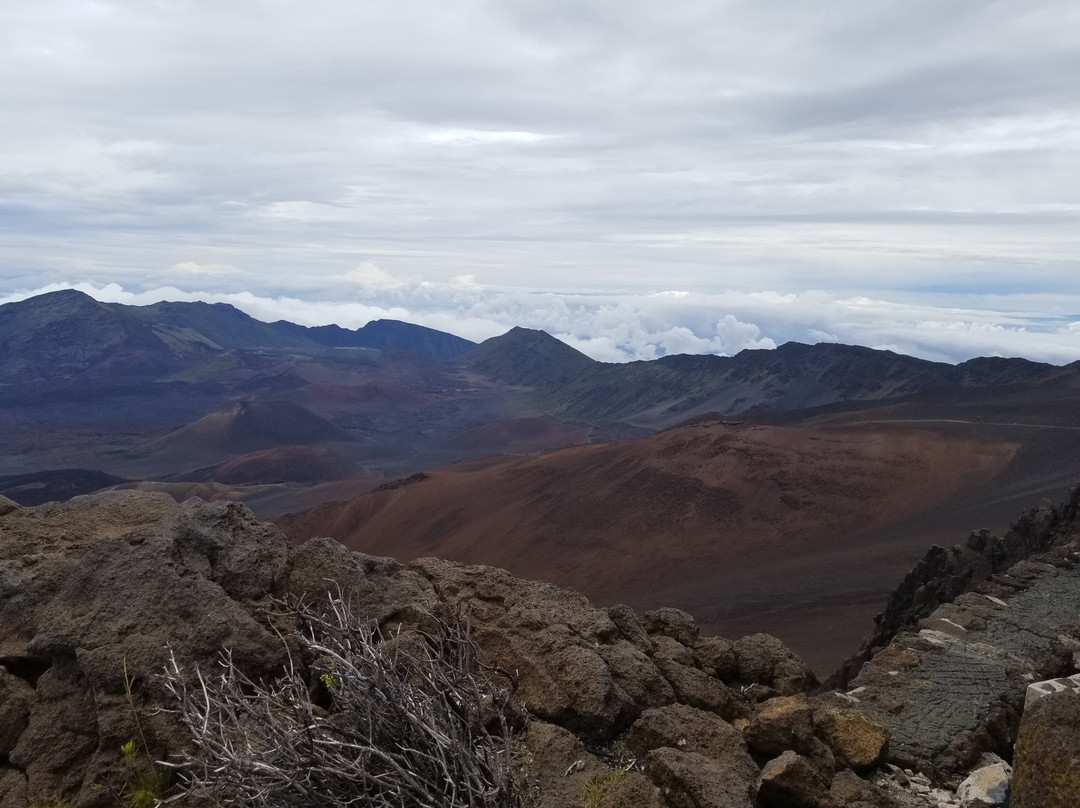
xmin=1011 ymin=689 xmax=1080 ymax=808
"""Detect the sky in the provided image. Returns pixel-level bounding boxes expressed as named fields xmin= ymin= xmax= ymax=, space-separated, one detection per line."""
xmin=3 ymin=0 xmax=1080 ymax=364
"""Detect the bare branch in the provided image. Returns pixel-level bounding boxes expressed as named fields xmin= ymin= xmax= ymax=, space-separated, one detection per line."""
xmin=161 ymin=595 xmax=522 ymax=808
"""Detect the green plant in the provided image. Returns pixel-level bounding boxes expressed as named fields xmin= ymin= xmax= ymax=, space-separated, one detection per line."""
xmin=579 ymin=740 xmax=639 ymax=808
xmin=580 ymin=770 xmax=625 ymax=808
xmin=120 ymin=661 xmax=169 ymax=808
xmin=120 ymin=739 xmax=167 ymax=808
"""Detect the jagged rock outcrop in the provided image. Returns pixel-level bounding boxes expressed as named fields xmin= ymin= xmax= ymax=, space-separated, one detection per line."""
xmin=831 ymin=486 xmax=1080 ymax=689
xmin=840 ymin=517 xmax=1080 ymax=784
xmin=0 ymin=490 xmax=887 ymax=808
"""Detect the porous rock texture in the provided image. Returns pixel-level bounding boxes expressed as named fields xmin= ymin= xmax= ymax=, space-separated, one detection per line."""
xmin=0 ymin=490 xmax=888 ymax=808
xmin=842 ymin=488 xmax=1080 ymax=787
xmin=845 ymin=545 xmax=1080 ymax=785
xmin=1010 ymin=689 xmax=1080 ymax=808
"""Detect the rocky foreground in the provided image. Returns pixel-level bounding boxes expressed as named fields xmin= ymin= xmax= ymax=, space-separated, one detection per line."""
xmin=1 ymin=488 xmax=1078 ymax=807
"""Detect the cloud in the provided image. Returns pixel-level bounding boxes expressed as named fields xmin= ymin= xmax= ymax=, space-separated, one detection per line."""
xmin=171 ymin=262 xmax=238 ymax=276
xmin=2 ymin=1 xmax=1079 ymax=344
xmin=423 ymin=129 xmax=553 ymax=145
xmin=338 ymin=261 xmax=415 ymax=295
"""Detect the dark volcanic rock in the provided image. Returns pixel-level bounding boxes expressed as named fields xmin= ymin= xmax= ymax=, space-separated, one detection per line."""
xmin=757 ymin=750 xmax=836 ymax=808
xmin=410 ymin=556 xmax=673 ymax=738
xmin=0 ymin=491 xmax=290 ymax=806
xmin=831 ymin=485 xmax=1080 ymax=689
xmin=843 ymin=530 xmax=1080 ymax=782
xmin=645 ymin=747 xmax=757 ymax=808
xmin=0 ymin=487 xmax=1008 ymax=808
xmin=0 ymin=470 xmax=130 ymax=507
xmin=812 ymin=704 xmax=889 ymax=773
xmin=625 ymin=703 xmax=759 ymax=783
xmin=733 ymin=633 xmax=818 ymax=696
xmin=1011 ymin=689 xmax=1080 ymax=808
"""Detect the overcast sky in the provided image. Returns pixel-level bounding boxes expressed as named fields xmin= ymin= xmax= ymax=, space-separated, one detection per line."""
xmin=3 ymin=1 xmax=1080 ymax=363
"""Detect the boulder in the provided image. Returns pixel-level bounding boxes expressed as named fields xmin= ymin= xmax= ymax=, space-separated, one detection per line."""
xmin=1011 ymin=689 xmax=1080 ymax=808
xmin=693 ymin=635 xmax=738 ymax=682
xmin=732 ymin=633 xmax=817 ymax=695
xmin=645 ymin=747 xmax=756 ymax=808
xmin=0 ymin=492 xmax=293 ymax=805
xmin=956 ymin=761 xmax=1010 ymax=808
xmin=625 ymin=703 xmax=758 ymax=783
xmin=651 ymin=634 xmax=696 ymax=667
xmin=607 ymin=604 xmax=654 ymax=653
xmin=642 ymin=607 xmax=699 ymax=646
xmin=594 ymin=641 xmax=676 ymax=711
xmin=829 ymin=769 xmax=897 ymax=808
xmin=519 ymin=721 xmax=608 ymax=808
xmin=652 ymin=655 xmax=746 ymax=721
xmin=289 ymin=538 xmax=438 ymax=624
xmin=757 ymin=750 xmax=836 ymax=808
xmin=744 ymin=695 xmax=816 ymax=758
xmin=813 ymin=704 xmax=889 ymax=772
xmin=412 ymin=556 xmax=646 ymax=738
xmin=743 ymin=696 xmax=838 ymax=787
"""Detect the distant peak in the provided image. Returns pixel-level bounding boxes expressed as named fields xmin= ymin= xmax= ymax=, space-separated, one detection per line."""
xmin=21 ymin=288 xmax=98 ymax=305
xmin=459 ymin=326 xmax=595 ymax=385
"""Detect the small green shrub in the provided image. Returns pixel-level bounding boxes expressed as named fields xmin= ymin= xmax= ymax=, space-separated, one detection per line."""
xmin=120 ymin=739 xmax=168 ymax=808
xmin=581 ymin=770 xmax=625 ymax=808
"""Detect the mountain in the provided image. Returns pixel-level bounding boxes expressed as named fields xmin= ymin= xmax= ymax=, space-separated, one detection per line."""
xmin=458 ymin=326 xmax=598 ymax=384
xmin=0 ymin=290 xmax=477 ymax=386
xmin=144 ymin=399 xmax=354 ymax=458
xmin=275 ymin=317 xmax=476 ymax=359
xmin=0 ymin=289 xmax=211 ymax=382
xmin=457 ymin=335 xmax=1065 ymax=427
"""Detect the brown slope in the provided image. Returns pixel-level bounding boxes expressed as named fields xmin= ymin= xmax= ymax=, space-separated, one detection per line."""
xmin=278 ymin=420 xmax=1018 ymax=673
xmin=186 ymin=445 xmax=364 ymax=485
xmin=438 ymin=416 xmax=590 ymax=456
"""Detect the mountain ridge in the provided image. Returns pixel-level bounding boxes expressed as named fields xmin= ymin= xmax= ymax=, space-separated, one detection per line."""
xmin=0 ymin=290 xmax=477 ymax=385
xmin=455 ymin=335 xmax=1066 ymax=426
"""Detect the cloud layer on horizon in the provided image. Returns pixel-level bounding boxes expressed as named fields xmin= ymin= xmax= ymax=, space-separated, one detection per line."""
xmin=4 ymin=280 xmax=1078 ymax=366
xmin=2 ymin=1 xmax=1079 ymax=362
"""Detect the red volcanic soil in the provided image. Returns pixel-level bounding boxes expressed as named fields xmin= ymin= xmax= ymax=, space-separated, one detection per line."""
xmin=438 ymin=416 xmax=590 ymax=456
xmin=189 ymin=445 xmax=363 ymax=485
xmin=279 ymin=420 xmax=1019 ymax=673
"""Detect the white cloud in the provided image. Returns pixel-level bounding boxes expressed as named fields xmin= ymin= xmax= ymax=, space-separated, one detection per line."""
xmin=171 ymin=262 xmax=238 ymax=276
xmin=257 ymin=201 xmax=352 ymax=222
xmin=424 ymin=129 xmax=552 ymax=145
xmin=337 ymin=262 xmax=417 ymax=297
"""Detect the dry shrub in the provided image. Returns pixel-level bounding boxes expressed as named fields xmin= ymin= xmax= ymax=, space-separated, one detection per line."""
xmin=161 ymin=595 xmax=520 ymax=807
